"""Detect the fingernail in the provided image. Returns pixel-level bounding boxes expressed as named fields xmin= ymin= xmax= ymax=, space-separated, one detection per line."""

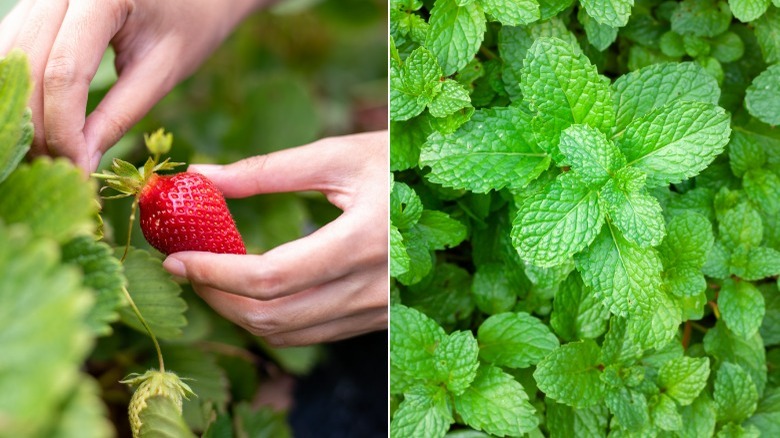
xmin=188 ymin=164 xmax=222 ymax=175
xmin=163 ymin=257 xmax=187 ymax=277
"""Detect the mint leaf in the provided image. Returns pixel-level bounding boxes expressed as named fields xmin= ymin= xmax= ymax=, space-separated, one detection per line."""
xmin=720 ymin=203 xmax=763 ymax=248
xmin=745 ymin=64 xmax=780 ymax=126
xmin=391 ymin=181 xmax=423 ymax=230
xmin=627 ymin=290 xmax=682 ymax=351
xmin=617 ymin=100 xmax=730 ymax=187
xmin=391 ymin=385 xmax=453 ymax=438
xmin=391 ymin=117 xmax=430 ymax=171
xmin=578 ymin=8 xmax=618 ymax=51
xmin=454 ymin=365 xmax=538 ymax=436
xmin=605 ymin=386 xmax=649 ymax=430
xmin=545 ymin=400 xmax=609 ymax=438
xmin=652 ymin=394 xmax=682 ymax=431
xmin=704 ymin=322 xmax=767 ymax=396
xmin=611 ymin=62 xmax=720 ymax=133
xmin=435 ymin=330 xmax=479 ymax=395
xmin=425 ymin=0 xmax=486 ymax=75
xmin=730 ymin=0 xmax=771 ymax=22
xmin=731 ymin=246 xmax=780 ymax=280
xmin=558 ymin=124 xmax=625 ymax=189
xmin=480 ymin=0 xmax=540 ymax=26
xmin=580 ymin=0 xmax=633 ymax=27
xmin=420 ymin=107 xmax=550 ymax=193
xmin=415 ymin=210 xmax=467 ymax=251
xmin=658 ymin=357 xmax=711 ymax=406
xmin=714 ymin=362 xmax=758 ymax=423
xmin=477 ymin=312 xmax=559 ymax=368
xmin=671 ymin=0 xmax=732 ymax=37
xmin=550 ymin=273 xmax=610 ymax=341
xmin=520 ymin=37 xmax=615 ymax=157
xmin=575 ymin=223 xmax=664 ymax=317
xmin=744 ymin=168 xmax=780 ymax=216
xmin=600 ymin=176 xmax=666 ymax=248
xmin=745 ymin=387 xmax=780 ymax=436
xmin=729 ymin=130 xmax=768 ymax=177
xmin=391 ymin=225 xmax=410 ymax=277
xmin=755 ymin=7 xmax=780 ymax=64
xmin=678 ymin=396 xmax=717 ymax=438
xmin=397 ymin=226 xmax=435 ymax=285
xmin=512 ymin=179 xmax=604 ymax=267
xmin=472 ymin=263 xmax=519 ymax=314
xmin=712 ymin=31 xmax=745 ymax=63
xmin=390 ymin=305 xmax=447 ymax=385
xmin=659 ymin=212 xmax=714 ymax=297
xmin=428 ymin=80 xmax=472 ymax=118
xmin=719 ymin=278 xmax=765 ymax=338
xmin=534 ymin=340 xmax=606 ymax=408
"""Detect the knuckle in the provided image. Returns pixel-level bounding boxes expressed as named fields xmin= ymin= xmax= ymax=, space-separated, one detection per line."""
xmin=249 ymin=265 xmax=287 ymax=299
xmin=44 ymin=54 xmax=82 ymax=91
xmin=240 ymin=308 xmax=280 ymax=336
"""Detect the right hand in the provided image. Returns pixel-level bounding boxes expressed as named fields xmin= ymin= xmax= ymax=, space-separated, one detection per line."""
xmin=0 ymin=0 xmax=266 ymax=172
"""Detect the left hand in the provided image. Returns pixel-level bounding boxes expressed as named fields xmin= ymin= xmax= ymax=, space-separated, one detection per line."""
xmin=162 ymin=131 xmax=388 ymax=346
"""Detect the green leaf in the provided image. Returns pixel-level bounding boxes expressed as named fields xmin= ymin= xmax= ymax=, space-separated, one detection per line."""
xmin=397 ymin=226 xmax=435 ymax=285
xmin=550 ymin=273 xmax=610 ymax=342
xmin=118 ymin=247 xmax=187 ymax=339
xmin=0 ymin=222 xmax=93 ymax=437
xmin=720 ymin=203 xmax=763 ymax=248
xmin=391 ymin=181 xmax=423 ymax=230
xmin=712 ymin=31 xmax=745 ymax=63
xmin=435 ymin=330 xmax=479 ymax=394
xmin=714 ymin=362 xmax=758 ymax=423
xmin=660 ymin=31 xmax=687 ymax=57
xmin=731 ymin=246 xmax=780 ymax=280
xmin=580 ymin=0 xmax=633 ymax=27
xmin=425 ymin=0 xmax=486 ymax=76
xmin=745 ymin=387 xmax=780 ymax=436
xmin=719 ymin=278 xmax=765 ymax=339
xmin=744 ymin=168 xmax=780 ymax=216
xmin=730 ymin=0 xmax=771 ymax=22
xmin=578 ymin=8 xmax=618 ymax=51
xmin=600 ymin=316 xmax=642 ymax=367
xmin=729 ymin=131 xmax=768 ymax=177
xmin=575 ymin=223 xmax=664 ymax=317
xmin=0 ymin=158 xmax=97 ymax=243
xmin=716 ymin=422 xmax=761 ymax=437
xmin=391 ymin=385 xmax=453 ymax=438
xmin=617 ymin=101 xmax=731 ymax=187
xmin=415 ymin=210 xmax=467 ymax=251
xmin=233 ymin=403 xmax=292 ymax=438
xmin=611 ymin=62 xmax=720 ymax=133
xmin=520 ymin=37 xmax=615 ymax=157
xmin=746 ymin=64 xmax=780 ymax=126
xmin=545 ymin=400 xmax=609 ymax=438
xmin=760 ymin=282 xmax=780 ymax=346
xmin=138 ymin=396 xmax=196 ymax=438
xmin=472 ymin=263 xmax=519 ymax=314
xmin=600 ymin=177 xmax=666 ymax=248
xmin=534 ymin=340 xmax=606 ymax=408
xmin=477 ymin=312 xmax=560 ymax=368
xmin=61 ymin=236 xmax=125 ymax=336
xmin=391 ymin=225 xmax=410 ymax=277
xmin=420 ymin=107 xmax=550 ymax=193
xmin=678 ymin=396 xmax=717 ymax=438
xmin=558 ymin=124 xmax=625 ymax=189
xmin=658 ymin=356 xmax=711 ymax=406
xmin=429 ymin=79 xmax=472 ymax=118
xmin=390 ymin=60 xmax=425 ymax=122
xmin=512 ymin=179 xmax=604 ymax=267
xmin=704 ymin=321 xmax=767 ymax=396
xmin=605 ymin=386 xmax=649 ymax=431
xmin=390 ymin=304 xmax=447 ymax=386
xmin=627 ymin=290 xmax=682 ymax=351
xmin=0 ymin=50 xmax=33 ymax=184
xmin=454 ymin=365 xmax=538 ymax=436
xmin=402 ymin=46 xmax=442 ymax=95
xmin=52 ymin=378 xmax=114 ymax=438
xmin=404 ymin=263 xmax=474 ymax=327
xmin=164 ymin=345 xmax=229 ymax=431
xmin=755 ymin=6 xmax=780 ymax=64
xmin=659 ymin=212 xmax=714 ymax=297
xmin=671 ymin=0 xmax=732 ymax=37
xmin=652 ymin=393 xmax=682 ymax=431
xmin=480 ymin=0 xmax=540 ymax=26
xmin=391 ymin=117 xmax=430 ymax=171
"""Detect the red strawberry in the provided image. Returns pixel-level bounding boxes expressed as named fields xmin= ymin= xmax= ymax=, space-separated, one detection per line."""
xmin=92 ymin=129 xmax=245 ymax=255
xmin=139 ymin=172 xmax=246 ymax=255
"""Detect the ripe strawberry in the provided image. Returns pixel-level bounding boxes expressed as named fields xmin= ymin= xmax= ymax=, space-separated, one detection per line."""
xmin=93 ymin=129 xmax=245 ymax=255
xmin=139 ymin=172 xmax=246 ymax=255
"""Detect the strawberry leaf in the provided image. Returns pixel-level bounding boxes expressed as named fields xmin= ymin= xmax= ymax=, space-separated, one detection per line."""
xmin=138 ymin=396 xmax=196 ymax=438
xmin=0 ymin=50 xmax=33 ymax=184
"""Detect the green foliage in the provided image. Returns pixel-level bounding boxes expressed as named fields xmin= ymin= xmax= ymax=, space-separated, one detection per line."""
xmin=391 ymin=0 xmax=780 ymax=436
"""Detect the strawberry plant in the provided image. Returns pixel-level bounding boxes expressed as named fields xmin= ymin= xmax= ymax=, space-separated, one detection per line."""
xmin=391 ymin=0 xmax=780 ymax=436
xmin=1 ymin=1 xmax=387 ymax=436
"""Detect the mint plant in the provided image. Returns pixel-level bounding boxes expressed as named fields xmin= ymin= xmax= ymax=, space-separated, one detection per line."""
xmin=391 ymin=0 xmax=780 ymax=436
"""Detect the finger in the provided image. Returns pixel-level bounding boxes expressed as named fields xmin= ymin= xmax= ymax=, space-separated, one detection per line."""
xmin=263 ymin=308 xmax=388 ymax=347
xmin=190 ymin=271 xmax=386 ymax=338
xmin=83 ymin=46 xmax=179 ymax=171
xmin=187 ymin=134 xmax=371 ymax=198
xmin=42 ymin=0 xmax=129 ymax=171
xmin=164 ymin=213 xmax=384 ymax=300
xmin=8 ymin=0 xmax=69 ymax=156
xmin=0 ymin=0 xmax=35 ymax=54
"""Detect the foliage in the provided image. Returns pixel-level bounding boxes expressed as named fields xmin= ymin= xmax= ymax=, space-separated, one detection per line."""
xmin=390 ymin=0 xmax=780 ymax=436
xmin=1 ymin=0 xmax=386 ymax=436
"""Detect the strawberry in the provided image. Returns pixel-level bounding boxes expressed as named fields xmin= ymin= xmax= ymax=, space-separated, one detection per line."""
xmin=139 ymin=172 xmax=246 ymax=255
xmin=121 ymin=369 xmax=195 ymax=438
xmin=93 ymin=129 xmax=246 ymax=255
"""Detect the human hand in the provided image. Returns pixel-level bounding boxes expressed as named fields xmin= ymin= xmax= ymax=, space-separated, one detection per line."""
xmin=162 ymin=131 xmax=389 ymax=346
xmin=0 ymin=0 xmax=266 ymax=172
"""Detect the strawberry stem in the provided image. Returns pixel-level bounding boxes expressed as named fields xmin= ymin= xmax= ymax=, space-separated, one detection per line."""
xmin=120 ymin=197 xmax=139 ymax=263
xmin=121 ymin=285 xmax=165 ymax=372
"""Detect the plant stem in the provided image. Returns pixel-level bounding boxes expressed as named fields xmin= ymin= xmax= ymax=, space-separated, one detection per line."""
xmin=121 ymin=196 xmax=139 ymax=263
xmin=121 ymin=286 xmax=165 ymax=373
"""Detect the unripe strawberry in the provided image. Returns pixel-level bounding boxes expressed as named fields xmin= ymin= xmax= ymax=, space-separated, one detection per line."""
xmin=122 ymin=369 xmax=195 ymax=438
